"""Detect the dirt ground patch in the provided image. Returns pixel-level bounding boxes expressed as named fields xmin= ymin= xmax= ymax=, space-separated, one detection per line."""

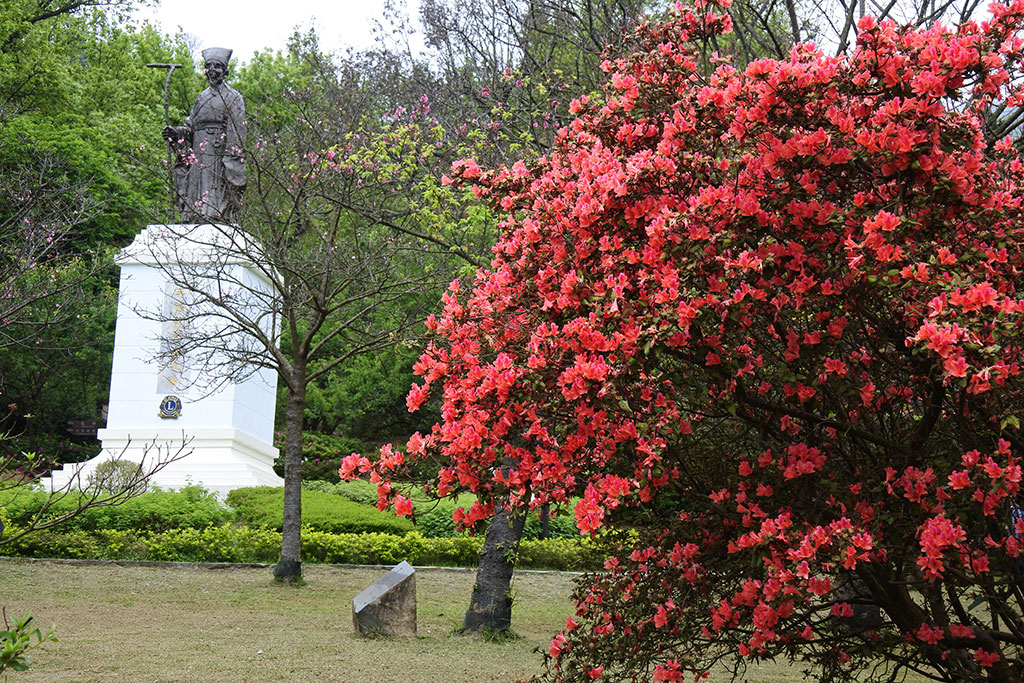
xmin=0 ymin=559 xmax=575 ymax=682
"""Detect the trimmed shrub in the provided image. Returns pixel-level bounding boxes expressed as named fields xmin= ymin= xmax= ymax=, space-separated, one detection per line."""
xmin=301 ymin=530 xmax=431 ymax=564
xmin=306 ymin=479 xmax=379 ymax=506
xmin=226 ymin=486 xmax=414 ymax=535
xmin=0 ymin=484 xmax=231 ymax=533
xmin=9 ymin=528 xmax=101 ymax=559
xmin=415 ymin=535 xmax=484 ymax=567
xmin=413 ymin=501 xmax=579 ymax=540
xmin=0 ymin=526 xmax=604 ymax=570
xmin=86 ymin=460 xmax=145 ymax=494
xmin=272 ymin=432 xmax=381 ymax=483
xmin=299 ymin=483 xmax=580 ymax=541
xmin=145 ymin=525 xmax=281 ymax=563
xmin=517 ymin=537 xmax=604 ymax=571
xmin=92 ymin=529 xmax=150 ymax=560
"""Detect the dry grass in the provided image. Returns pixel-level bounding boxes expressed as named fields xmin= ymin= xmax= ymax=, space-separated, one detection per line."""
xmin=0 ymin=559 xmax=573 ymax=682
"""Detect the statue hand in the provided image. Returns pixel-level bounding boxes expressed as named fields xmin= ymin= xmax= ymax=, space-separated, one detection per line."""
xmin=162 ymin=126 xmax=177 ymax=142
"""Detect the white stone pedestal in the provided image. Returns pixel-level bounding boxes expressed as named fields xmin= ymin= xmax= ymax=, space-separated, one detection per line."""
xmin=46 ymin=224 xmax=283 ymax=497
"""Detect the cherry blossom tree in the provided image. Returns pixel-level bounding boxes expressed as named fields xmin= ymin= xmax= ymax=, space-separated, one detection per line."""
xmin=347 ymin=0 xmax=1024 ymax=679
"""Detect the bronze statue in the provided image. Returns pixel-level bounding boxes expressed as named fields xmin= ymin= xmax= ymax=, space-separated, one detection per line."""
xmin=163 ymin=48 xmax=246 ymax=223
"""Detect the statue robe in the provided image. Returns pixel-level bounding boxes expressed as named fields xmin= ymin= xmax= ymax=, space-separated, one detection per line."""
xmin=169 ymin=83 xmax=246 ymax=223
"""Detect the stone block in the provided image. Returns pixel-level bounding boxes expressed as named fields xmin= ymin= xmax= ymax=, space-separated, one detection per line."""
xmin=352 ymin=561 xmax=417 ymax=637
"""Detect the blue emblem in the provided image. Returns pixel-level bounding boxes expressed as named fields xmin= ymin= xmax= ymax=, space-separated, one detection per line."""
xmin=159 ymin=395 xmax=182 ymax=418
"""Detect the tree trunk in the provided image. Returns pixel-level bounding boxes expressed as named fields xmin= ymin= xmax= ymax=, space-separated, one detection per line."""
xmin=463 ymin=505 xmax=526 ymax=633
xmin=273 ymin=377 xmax=305 ymax=583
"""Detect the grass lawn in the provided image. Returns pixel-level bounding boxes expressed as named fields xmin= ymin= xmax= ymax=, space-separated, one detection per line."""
xmin=1 ymin=558 xmax=925 ymax=682
xmin=1 ymin=559 xmax=572 ymax=682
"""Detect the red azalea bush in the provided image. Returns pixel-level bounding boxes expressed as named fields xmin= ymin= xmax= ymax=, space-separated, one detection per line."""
xmin=345 ymin=1 xmax=1024 ymax=679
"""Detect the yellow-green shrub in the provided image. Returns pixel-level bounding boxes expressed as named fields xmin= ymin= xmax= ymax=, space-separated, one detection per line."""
xmin=0 ymin=526 xmax=606 ymax=570
xmin=228 ymin=487 xmax=414 ymax=535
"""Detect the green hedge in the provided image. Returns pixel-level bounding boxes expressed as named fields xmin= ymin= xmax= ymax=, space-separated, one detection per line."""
xmin=414 ymin=504 xmax=579 ymax=541
xmin=306 ymin=481 xmax=581 ymax=541
xmin=0 ymin=485 xmax=232 ymax=533
xmin=272 ymin=432 xmax=381 ymax=483
xmin=0 ymin=481 xmax=415 ymax=537
xmin=0 ymin=525 xmax=606 ymax=570
xmin=306 ymin=479 xmax=379 ymax=506
xmin=227 ymin=486 xmax=415 ymax=536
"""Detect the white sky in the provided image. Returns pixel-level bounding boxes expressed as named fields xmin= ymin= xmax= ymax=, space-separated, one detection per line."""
xmin=135 ymin=0 xmax=423 ymax=64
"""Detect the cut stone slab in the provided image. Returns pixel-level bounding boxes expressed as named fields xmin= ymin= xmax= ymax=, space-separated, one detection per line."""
xmin=352 ymin=561 xmax=417 ymax=637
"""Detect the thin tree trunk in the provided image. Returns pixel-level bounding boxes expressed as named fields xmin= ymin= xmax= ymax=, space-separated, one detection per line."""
xmin=463 ymin=505 xmax=527 ymax=632
xmin=273 ymin=376 xmax=306 ymax=583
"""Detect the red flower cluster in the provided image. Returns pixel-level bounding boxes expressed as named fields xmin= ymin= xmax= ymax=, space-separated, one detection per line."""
xmin=347 ymin=0 xmax=1024 ymax=679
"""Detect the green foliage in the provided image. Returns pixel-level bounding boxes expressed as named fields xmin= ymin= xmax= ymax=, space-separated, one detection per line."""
xmin=302 ymin=529 xmax=431 ymax=564
xmin=0 ymin=3 xmax=193 ymax=444
xmin=302 ymin=350 xmax=438 ymax=440
xmin=516 ymin=537 xmax=605 ymax=571
xmin=0 ymin=257 xmax=117 ymax=443
xmin=303 ymin=479 xmax=380 ymax=506
xmin=296 ymin=432 xmax=370 ymax=461
xmin=7 ymin=527 xmax=102 ymax=559
xmin=272 ymin=432 xmax=380 ymax=483
xmin=416 ymin=534 xmax=487 ymax=567
xmin=86 ymin=459 xmax=144 ymax=494
xmin=522 ymin=512 xmax=578 ymax=541
xmin=106 ymin=484 xmax=231 ymax=531
xmin=232 ymin=46 xmax=317 ymax=134
xmin=306 ymin=481 xmax=580 ymax=540
xmin=145 ymin=525 xmax=282 ymax=563
xmin=0 ymin=8 xmax=194 ymax=242
xmin=0 ymin=524 xmax=603 ymax=569
xmin=415 ymin=505 xmax=462 ymax=538
xmin=89 ymin=528 xmax=151 ymax=559
xmin=415 ymin=502 xmax=578 ymax=540
xmin=0 ymin=610 xmax=57 ymax=674
xmin=226 ymin=486 xmax=414 ymax=535
xmin=0 ymin=436 xmax=93 ymax=480
xmin=0 ymin=484 xmax=232 ymax=534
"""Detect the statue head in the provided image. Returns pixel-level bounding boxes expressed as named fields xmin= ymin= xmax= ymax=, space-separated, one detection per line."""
xmin=201 ymin=47 xmax=232 ymax=86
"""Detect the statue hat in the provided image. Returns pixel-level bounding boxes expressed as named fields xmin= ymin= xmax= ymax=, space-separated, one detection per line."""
xmin=202 ymin=47 xmax=232 ymax=66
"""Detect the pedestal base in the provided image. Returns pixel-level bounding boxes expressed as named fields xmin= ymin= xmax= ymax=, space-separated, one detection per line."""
xmin=44 ymin=427 xmax=282 ymax=498
xmin=44 ymin=224 xmax=283 ymax=499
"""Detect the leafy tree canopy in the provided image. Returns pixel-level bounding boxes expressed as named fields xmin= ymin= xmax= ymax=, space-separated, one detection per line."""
xmin=0 ymin=1 xmax=190 ymax=447
xmin=0 ymin=2 xmax=192 ymax=246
